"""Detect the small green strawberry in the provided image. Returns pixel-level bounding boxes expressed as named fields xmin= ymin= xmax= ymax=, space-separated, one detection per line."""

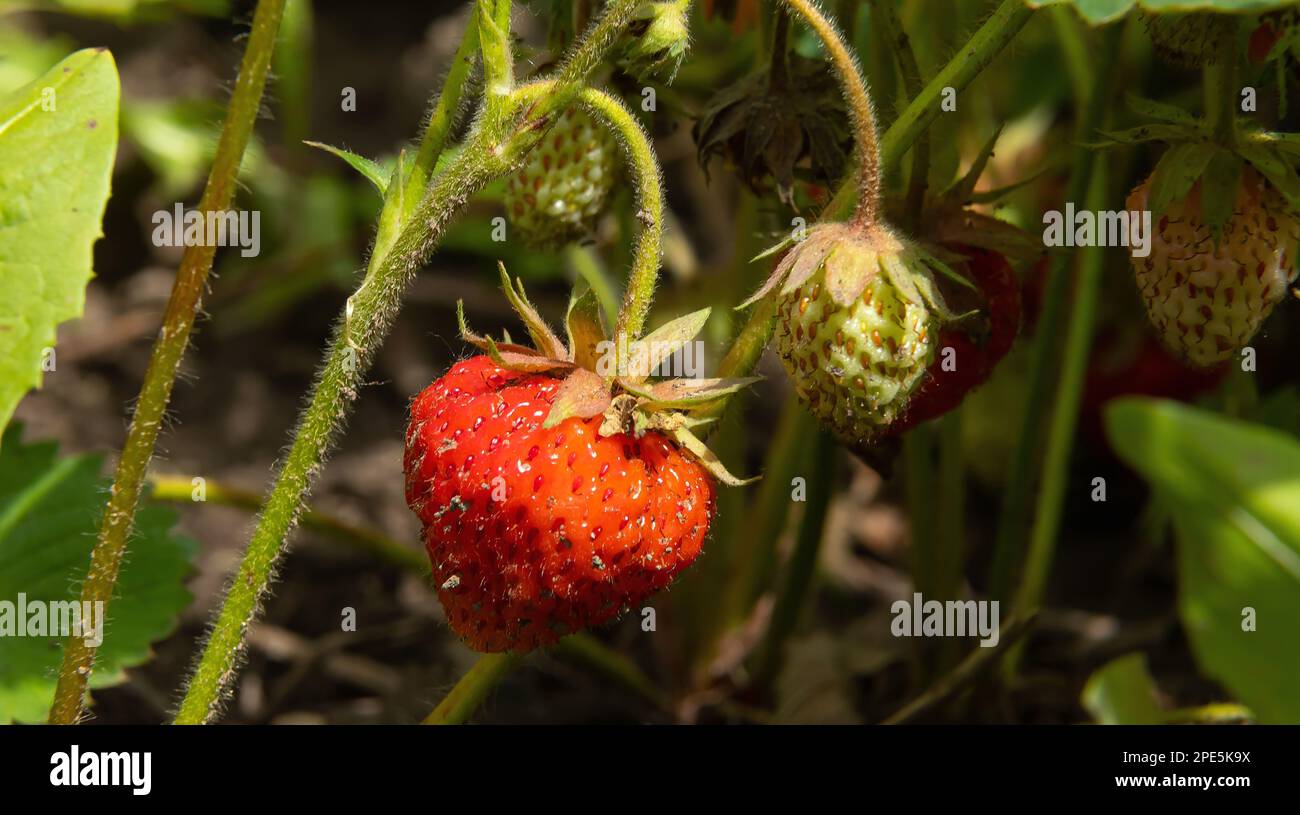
xmin=1141 ymin=11 xmax=1236 ymax=68
xmin=745 ymin=223 xmax=954 ymax=448
xmin=504 ymin=107 xmax=619 ymax=249
xmin=621 ymin=0 xmax=691 ymax=82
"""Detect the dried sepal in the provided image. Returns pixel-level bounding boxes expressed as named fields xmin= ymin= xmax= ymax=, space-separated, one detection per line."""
xmin=666 ymin=425 xmax=758 ymax=486
xmin=498 ymin=261 xmax=568 ymax=361
xmin=482 ymin=335 xmax=573 ymax=373
xmin=543 ymin=368 xmax=614 ymax=428
xmin=457 ymin=300 xmax=543 ymax=357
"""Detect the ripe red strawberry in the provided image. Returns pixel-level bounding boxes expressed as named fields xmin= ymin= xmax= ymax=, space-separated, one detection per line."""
xmin=405 ymin=356 xmax=716 ymax=653
xmin=887 ymin=246 xmax=1021 ymax=434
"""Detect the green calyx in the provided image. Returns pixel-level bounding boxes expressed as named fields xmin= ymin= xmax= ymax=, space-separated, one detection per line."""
xmin=1098 ymin=93 xmax=1300 ymax=240
xmin=456 ymin=263 xmax=759 ymax=485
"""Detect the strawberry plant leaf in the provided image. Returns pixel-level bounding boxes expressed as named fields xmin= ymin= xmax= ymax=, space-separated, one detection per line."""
xmin=1124 ymin=92 xmax=1197 ymax=126
xmin=1029 ymin=0 xmax=1297 ymax=25
xmin=1092 ymin=123 xmax=1188 ymax=146
xmin=1104 ymin=398 xmax=1300 ymax=724
xmin=0 ymin=425 xmax=196 ymax=723
xmin=1081 ymin=653 xmax=1165 ymax=725
xmin=0 ymin=49 xmax=119 ymax=435
xmin=1147 ymin=141 xmax=1217 ymax=218
xmin=1237 ymin=142 xmax=1300 ymax=209
xmin=304 ymin=140 xmax=389 ymax=195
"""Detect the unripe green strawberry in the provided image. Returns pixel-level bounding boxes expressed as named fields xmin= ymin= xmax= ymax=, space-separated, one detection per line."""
xmin=1141 ymin=11 xmax=1236 ymax=67
xmin=1127 ymin=167 xmax=1300 ymax=368
xmin=756 ymin=224 xmax=948 ymax=447
xmin=622 ymin=1 xmax=691 ymax=82
xmin=504 ymin=108 xmax=619 ymax=249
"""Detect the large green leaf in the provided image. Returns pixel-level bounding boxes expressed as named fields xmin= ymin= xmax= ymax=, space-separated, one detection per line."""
xmin=0 ymin=425 xmax=196 ymax=723
xmin=1082 ymin=653 xmax=1165 ymax=724
xmin=1105 ymin=398 xmax=1300 ymax=724
xmin=1028 ymin=0 xmax=1298 ymax=25
xmin=0 ymin=49 xmax=119 ymax=435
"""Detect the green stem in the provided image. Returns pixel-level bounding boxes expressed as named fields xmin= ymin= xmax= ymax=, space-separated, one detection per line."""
xmin=822 ymin=0 xmax=1033 ymax=221
xmin=873 ymin=0 xmax=929 ymax=229
xmin=478 ymin=0 xmax=515 ymax=117
xmin=694 ymin=297 xmax=778 ymax=425
xmin=933 ymin=408 xmax=965 ymax=672
xmin=750 ymin=430 xmax=835 ymax=692
xmin=173 ymin=0 xmax=648 ymax=725
xmin=1047 ymin=5 xmax=1089 ymax=110
xmin=406 ymin=9 xmax=479 ymax=200
xmin=47 ymin=0 xmax=288 ymax=726
xmin=880 ymin=612 xmax=1035 ymax=724
xmin=722 ymin=395 xmax=815 ymax=623
xmin=1004 ymin=154 xmax=1110 ymax=678
xmin=780 ymin=0 xmax=881 ymax=228
xmin=565 ymin=244 xmax=620 ymax=325
xmin=147 ymin=475 xmax=428 ymax=575
xmin=275 ymin=0 xmax=313 ymax=154
xmin=578 ymin=87 xmax=664 ymax=349
xmin=1163 ymin=703 xmax=1253 ymax=724
xmin=149 ymin=476 xmax=663 ymax=714
xmin=903 ymin=426 xmax=937 ymax=603
xmin=1204 ymin=19 xmax=1239 ymax=148
xmin=987 ymin=21 xmax=1124 ymax=605
xmin=552 ymin=634 xmax=668 ymax=710
xmin=422 ymin=653 xmax=523 ymax=724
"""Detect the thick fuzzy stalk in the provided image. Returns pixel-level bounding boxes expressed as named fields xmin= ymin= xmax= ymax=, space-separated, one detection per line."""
xmin=48 ymin=0 xmax=287 ymax=726
xmin=174 ymin=0 xmax=648 ymax=724
xmin=577 ymin=88 xmax=665 ymax=352
xmin=406 ymin=9 xmax=480 ymax=200
xmin=780 ymin=0 xmax=882 ymax=228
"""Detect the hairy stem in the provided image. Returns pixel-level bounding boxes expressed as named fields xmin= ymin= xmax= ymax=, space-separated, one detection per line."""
xmin=874 ymin=0 xmax=929 ymax=229
xmin=148 ymin=475 xmax=428 ymax=575
xmin=988 ymin=22 xmax=1124 ymax=605
xmin=174 ymin=0 xmax=647 ymax=724
xmin=478 ymin=0 xmax=515 ymax=117
xmin=148 ymin=475 xmax=662 ymax=715
xmin=822 ymin=0 xmax=1033 ymax=221
xmin=577 ymin=87 xmax=664 ymax=348
xmin=422 ymin=653 xmax=523 ymax=724
xmin=780 ymin=0 xmax=881 ymax=227
xmin=48 ymin=0 xmax=287 ymax=726
xmin=406 ymin=9 xmax=479 ymax=199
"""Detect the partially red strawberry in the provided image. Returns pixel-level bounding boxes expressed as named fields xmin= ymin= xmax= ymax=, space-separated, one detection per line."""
xmin=404 ymin=265 xmax=753 ymax=652
xmin=888 ymin=246 xmax=1021 ymax=434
